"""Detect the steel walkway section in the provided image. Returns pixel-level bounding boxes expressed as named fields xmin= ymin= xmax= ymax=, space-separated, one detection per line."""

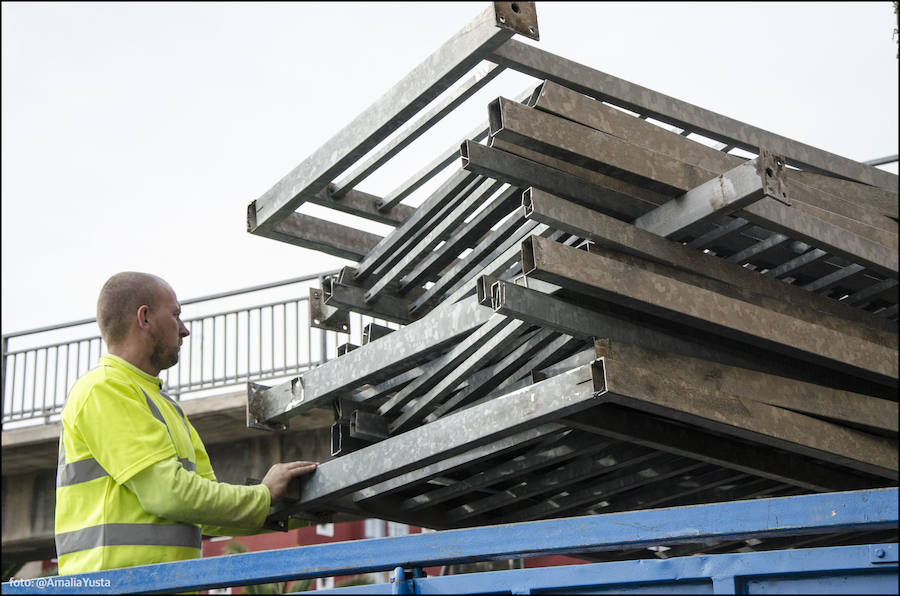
xmin=241 ymin=1 xmax=897 ymax=539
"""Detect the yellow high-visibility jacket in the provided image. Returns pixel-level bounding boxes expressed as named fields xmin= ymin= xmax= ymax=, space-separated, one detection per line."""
xmin=55 ymin=354 xmax=270 ymax=574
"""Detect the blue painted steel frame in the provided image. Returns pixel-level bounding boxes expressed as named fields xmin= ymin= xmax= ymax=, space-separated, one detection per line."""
xmin=321 ymin=543 xmax=899 ymax=594
xmin=2 ymin=488 xmax=896 ymax=594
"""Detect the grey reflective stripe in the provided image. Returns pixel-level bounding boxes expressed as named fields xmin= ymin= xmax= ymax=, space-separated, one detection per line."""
xmin=160 ymin=390 xmax=191 ymax=434
xmin=139 ymin=389 xmax=196 ymax=472
xmin=58 ymin=427 xmax=66 ymax=465
xmin=140 ymin=388 xmax=167 ymax=425
xmin=55 ymin=523 xmax=201 ymax=556
xmin=58 ymin=458 xmax=108 ymax=487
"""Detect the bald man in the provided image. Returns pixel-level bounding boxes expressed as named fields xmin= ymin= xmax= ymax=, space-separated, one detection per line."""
xmin=54 ymin=272 xmax=318 ymax=574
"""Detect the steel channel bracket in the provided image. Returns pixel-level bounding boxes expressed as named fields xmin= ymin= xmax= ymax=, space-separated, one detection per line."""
xmin=362 ymin=322 xmax=394 ymax=345
xmin=337 ymin=342 xmax=359 ymax=356
xmin=247 ymin=381 xmax=289 ymax=432
xmin=331 ymin=422 xmax=372 ymax=457
xmin=309 ymin=286 xmax=350 ymax=333
xmin=350 ymin=409 xmax=390 ymax=442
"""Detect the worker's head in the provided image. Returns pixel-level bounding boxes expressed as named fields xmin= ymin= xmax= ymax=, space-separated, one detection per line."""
xmin=97 ymin=272 xmax=189 ymax=372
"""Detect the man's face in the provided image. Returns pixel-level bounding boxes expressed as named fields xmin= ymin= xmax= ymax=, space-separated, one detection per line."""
xmin=147 ymin=283 xmax=189 ymax=372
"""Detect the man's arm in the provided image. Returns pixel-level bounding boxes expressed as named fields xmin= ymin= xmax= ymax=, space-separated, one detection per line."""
xmin=124 ymin=459 xmax=317 ymax=534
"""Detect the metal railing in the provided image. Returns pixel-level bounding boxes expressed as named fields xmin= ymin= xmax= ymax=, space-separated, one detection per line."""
xmin=2 ymin=270 xmax=397 ymax=426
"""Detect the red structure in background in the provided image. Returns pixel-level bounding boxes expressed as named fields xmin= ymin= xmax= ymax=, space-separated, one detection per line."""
xmin=200 ymin=519 xmax=589 ymax=592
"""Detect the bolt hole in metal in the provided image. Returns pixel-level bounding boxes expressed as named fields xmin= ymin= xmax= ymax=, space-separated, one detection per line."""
xmin=765 ymin=167 xmax=773 ymax=177
xmin=511 ymin=2 xmax=520 ymax=13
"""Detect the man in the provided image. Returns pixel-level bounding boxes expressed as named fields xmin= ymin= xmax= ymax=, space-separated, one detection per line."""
xmin=55 ymin=272 xmax=318 ymax=574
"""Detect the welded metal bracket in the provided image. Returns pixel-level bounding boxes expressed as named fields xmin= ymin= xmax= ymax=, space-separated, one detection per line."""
xmin=493 ymin=2 xmax=539 ymax=40
xmin=351 ymin=409 xmax=391 ymax=442
xmin=758 ymin=148 xmax=790 ymax=206
xmin=362 ymin=322 xmax=394 ymax=345
xmin=309 ymin=286 xmax=350 ymax=333
xmin=337 ymin=342 xmax=359 ymax=356
xmin=247 ymin=381 xmax=289 ymax=432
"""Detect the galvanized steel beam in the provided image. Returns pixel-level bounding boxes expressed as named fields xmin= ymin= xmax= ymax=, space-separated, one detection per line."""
xmin=522 ymin=235 xmax=898 ymax=386
xmin=566 ymin=404 xmax=875 ymax=492
xmin=522 ymin=188 xmax=898 ymax=335
xmin=446 ymin=445 xmax=664 ymax=522
xmin=462 ymin=140 xmax=662 ymax=221
xmin=377 ymin=314 xmax=513 ymax=420
xmin=332 ymin=64 xmax=506 ymax=198
xmin=766 ymin=248 xmax=828 ymax=279
xmin=505 ymin=456 xmax=705 ymax=523
xmin=248 ymin=296 xmax=493 ymax=428
xmin=845 ymin=277 xmax=899 ymax=307
xmin=489 ymin=39 xmax=898 ymax=191
xmin=489 ymin=97 xmax=716 ymax=195
xmin=408 ymin=217 xmax=540 ymax=315
xmin=685 ymin=217 xmax=750 ymax=249
xmin=398 ymin=185 xmax=521 ymax=293
xmin=365 ymin=178 xmax=504 ymax=302
xmin=632 ymin=153 xmax=783 ymax=238
xmin=598 ymin=340 xmax=898 ymax=435
xmin=531 ymin=80 xmax=741 ymax=178
xmin=267 ymin=212 xmax=382 ymax=262
xmin=323 ymin=267 xmax=421 ymax=325
xmin=357 ymin=170 xmax=482 ymax=281
xmin=424 ymin=329 xmax=577 ymax=422
xmin=739 ymin=197 xmax=898 ymax=277
xmin=389 ymin=317 xmax=529 ymax=433
xmin=530 ymin=80 xmax=897 ymax=232
xmin=724 ymin=232 xmax=789 ymax=264
xmin=790 ymin=169 xmax=898 ymax=220
xmin=380 ymin=122 xmax=490 ymax=211
xmin=802 ymin=263 xmax=866 ymax=294
xmin=305 ymin=186 xmax=414 ymax=227
xmin=352 ymin=423 xmax=567 ymax=504
xmin=596 ymin=354 xmax=898 ymax=479
xmin=400 ymin=431 xmax=612 ymax=513
xmin=488 ymin=135 xmax=671 ymax=213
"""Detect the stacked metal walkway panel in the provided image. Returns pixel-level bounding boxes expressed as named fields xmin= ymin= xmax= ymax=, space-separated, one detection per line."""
xmin=245 ymin=2 xmax=898 ymax=559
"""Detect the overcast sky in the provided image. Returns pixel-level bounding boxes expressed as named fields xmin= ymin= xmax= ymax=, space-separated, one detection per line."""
xmin=2 ymin=1 xmax=898 ymax=337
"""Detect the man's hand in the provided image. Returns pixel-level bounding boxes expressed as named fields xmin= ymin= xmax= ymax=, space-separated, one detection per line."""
xmin=261 ymin=461 xmax=318 ymax=505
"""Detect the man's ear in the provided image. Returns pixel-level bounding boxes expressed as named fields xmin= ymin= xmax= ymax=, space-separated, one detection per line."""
xmin=136 ymin=304 xmax=151 ymax=330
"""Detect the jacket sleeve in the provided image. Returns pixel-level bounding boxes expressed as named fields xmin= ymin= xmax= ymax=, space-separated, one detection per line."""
xmin=124 ymin=458 xmax=271 ymax=532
